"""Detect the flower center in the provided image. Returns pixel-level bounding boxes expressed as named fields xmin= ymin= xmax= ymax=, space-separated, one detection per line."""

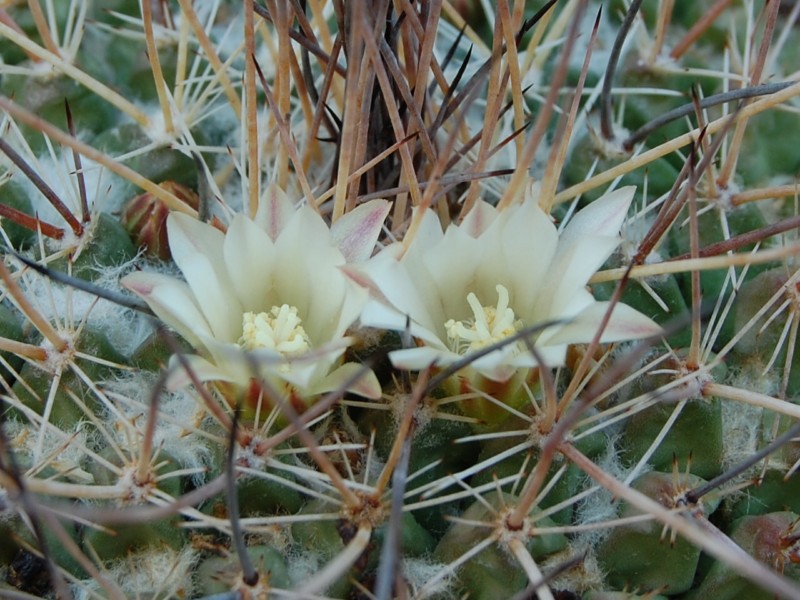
xmin=238 ymin=305 xmax=311 ymax=356
xmin=444 ymin=284 xmax=523 ymax=354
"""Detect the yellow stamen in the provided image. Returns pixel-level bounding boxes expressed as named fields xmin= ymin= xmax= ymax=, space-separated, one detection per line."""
xmin=239 ymin=305 xmax=311 ymax=356
xmin=445 ymin=284 xmax=523 ymax=354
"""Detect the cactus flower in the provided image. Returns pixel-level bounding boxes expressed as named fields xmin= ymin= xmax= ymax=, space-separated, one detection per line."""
xmin=353 ymin=185 xmax=660 ymax=410
xmin=122 ymin=187 xmax=388 ymax=409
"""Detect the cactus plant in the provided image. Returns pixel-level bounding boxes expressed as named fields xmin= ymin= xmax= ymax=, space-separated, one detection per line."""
xmin=1 ymin=0 xmax=800 ymax=598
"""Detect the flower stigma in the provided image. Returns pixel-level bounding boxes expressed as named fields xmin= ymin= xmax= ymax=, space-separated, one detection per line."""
xmin=238 ymin=305 xmax=311 ymax=356
xmin=445 ymin=284 xmax=523 ymax=355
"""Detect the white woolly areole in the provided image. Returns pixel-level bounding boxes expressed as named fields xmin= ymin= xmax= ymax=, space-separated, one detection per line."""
xmin=72 ymin=546 xmax=197 ymax=600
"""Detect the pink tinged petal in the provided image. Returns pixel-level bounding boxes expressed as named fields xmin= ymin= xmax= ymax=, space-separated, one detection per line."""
xmin=341 ymin=263 xmax=393 ymax=305
xmin=460 ymin=199 xmax=499 ymax=238
xmin=224 ymin=214 xmax=276 ymax=311
xmin=330 ymin=199 xmax=391 ymax=262
xmin=542 ymin=301 xmax=662 ymax=346
xmin=304 ymin=268 xmax=366 ymax=344
xmin=255 ymin=183 xmax=295 ymax=242
xmin=121 ymin=272 xmax=212 ymax=350
xmin=311 ymin=362 xmax=382 ymax=399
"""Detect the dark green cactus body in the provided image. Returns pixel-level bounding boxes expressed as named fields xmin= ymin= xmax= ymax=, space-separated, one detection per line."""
xmin=0 ymin=180 xmax=36 ymax=249
xmin=90 ymin=124 xmax=198 ymax=195
xmin=195 ymin=545 xmax=291 ymax=596
xmin=433 ymin=491 xmax=568 ymax=599
xmin=51 ymin=213 xmax=137 ymax=281
xmin=688 ymin=512 xmax=800 ymax=600
xmin=82 ymin=518 xmax=184 ymax=563
xmin=668 ymin=202 xmax=769 ymax=350
xmin=0 ymin=73 xmax=117 ymax=150
xmin=597 ymin=471 xmax=721 ymax=595
xmin=620 ymin=396 xmax=724 ymax=480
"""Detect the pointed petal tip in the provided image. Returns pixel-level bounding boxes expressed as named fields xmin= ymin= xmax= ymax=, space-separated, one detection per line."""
xmin=332 ymin=199 xmax=391 ymax=263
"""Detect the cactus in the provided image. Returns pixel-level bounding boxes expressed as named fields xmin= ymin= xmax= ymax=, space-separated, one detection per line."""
xmin=1 ymin=1 xmax=800 ymax=598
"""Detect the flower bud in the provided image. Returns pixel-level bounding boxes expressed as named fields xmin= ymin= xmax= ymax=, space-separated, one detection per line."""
xmin=122 ymin=181 xmax=199 ymax=260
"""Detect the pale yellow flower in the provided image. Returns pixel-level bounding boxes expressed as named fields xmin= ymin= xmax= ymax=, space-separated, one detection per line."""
xmin=355 ymin=185 xmax=660 ymax=386
xmin=122 ymin=187 xmax=388 ymax=406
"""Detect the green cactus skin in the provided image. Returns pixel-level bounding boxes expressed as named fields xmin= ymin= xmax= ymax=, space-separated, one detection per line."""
xmin=82 ymin=518 xmax=184 ymax=564
xmin=9 ymin=518 xmax=87 ymax=581
xmin=0 ymin=302 xmax=27 ymax=386
xmin=43 ymin=212 xmax=137 ymax=282
xmin=687 ymin=512 xmax=800 ymax=600
xmin=195 ymin=545 xmax=292 ymax=596
xmin=90 ymin=124 xmax=199 ymax=195
xmin=470 ymin=414 xmax=606 ymax=525
xmin=597 ymin=471 xmax=721 ymax=595
xmin=564 ymin=132 xmax=682 ymax=204
xmin=290 ymin=498 xmax=358 ymax=598
xmin=593 ymin=276 xmax=690 ymax=349
xmin=729 ymin=471 xmax=800 ymax=521
xmin=292 ymin=497 xmax=435 ymax=597
xmin=129 ymin=329 xmax=192 ymax=372
xmin=0 ymin=74 xmax=116 ymax=152
xmin=619 ymin=397 xmax=724 ymax=480
xmin=667 ymin=203 xmax=769 ymax=349
xmin=359 ymin=407 xmax=480 ymax=535
xmin=11 ymin=326 xmax=128 ymax=428
xmin=0 ymin=180 xmax=36 ymax=249
xmin=583 ymin=592 xmax=669 ymax=600
xmin=433 ymin=491 xmax=568 ymax=599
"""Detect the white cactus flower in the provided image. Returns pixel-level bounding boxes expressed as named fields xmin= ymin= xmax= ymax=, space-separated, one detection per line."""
xmin=122 ymin=187 xmax=388 ymax=407
xmin=354 ymin=184 xmax=661 ymax=387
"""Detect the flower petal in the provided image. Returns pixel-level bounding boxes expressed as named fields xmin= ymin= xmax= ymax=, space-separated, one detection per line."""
xmin=461 ymin=199 xmax=499 ymax=238
xmin=560 ymin=186 xmax=635 ymax=244
xmin=489 ymin=199 xmax=558 ymax=309
xmin=122 ymin=272 xmax=212 ymax=350
xmin=425 ymin=224 xmax=482 ymax=324
xmin=166 ymin=353 xmax=234 ymax=390
xmin=168 ymin=213 xmax=241 ymax=342
xmin=542 ymin=301 xmax=662 ymax=346
xmin=357 ymin=246 xmax=443 ymax=338
xmin=331 ymin=199 xmax=390 ymax=262
xmin=358 ymin=298 xmax=446 ymax=349
xmin=255 ymin=183 xmax=295 ymax=242
xmin=536 ymin=235 xmax=620 ymax=320
xmin=389 ymin=345 xmax=464 ymax=371
xmin=167 ymin=212 xmax=227 ymax=280
xmin=311 ymin=362 xmax=382 ymax=399
xmin=224 ymin=214 xmax=277 ymax=311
